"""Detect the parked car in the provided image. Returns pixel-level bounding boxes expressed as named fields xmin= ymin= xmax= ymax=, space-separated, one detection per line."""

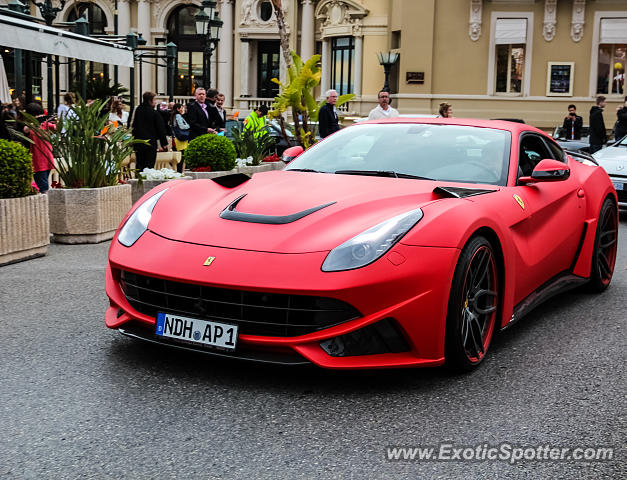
xmin=592 ymin=134 xmax=627 ymax=210
xmin=105 ymin=118 xmax=618 ymax=371
xmin=224 ymin=118 xmax=299 ymax=156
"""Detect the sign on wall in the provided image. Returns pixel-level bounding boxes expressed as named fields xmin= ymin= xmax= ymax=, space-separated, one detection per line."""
xmin=546 ymin=62 xmax=574 ymax=96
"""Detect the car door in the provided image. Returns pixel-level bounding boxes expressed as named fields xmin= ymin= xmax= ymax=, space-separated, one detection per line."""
xmin=510 ymin=133 xmax=586 ymax=303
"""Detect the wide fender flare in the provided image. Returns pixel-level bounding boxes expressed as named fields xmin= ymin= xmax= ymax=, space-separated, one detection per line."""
xmin=402 ymin=199 xmax=517 ymax=328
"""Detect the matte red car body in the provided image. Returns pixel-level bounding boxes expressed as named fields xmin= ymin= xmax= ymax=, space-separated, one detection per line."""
xmin=105 ymin=118 xmax=617 ymax=369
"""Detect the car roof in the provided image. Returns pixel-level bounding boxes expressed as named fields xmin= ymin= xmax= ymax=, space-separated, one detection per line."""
xmin=355 ymin=117 xmax=547 ymax=135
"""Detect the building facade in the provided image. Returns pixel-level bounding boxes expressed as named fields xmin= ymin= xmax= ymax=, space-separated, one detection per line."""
xmin=8 ymin=0 xmax=627 ymax=128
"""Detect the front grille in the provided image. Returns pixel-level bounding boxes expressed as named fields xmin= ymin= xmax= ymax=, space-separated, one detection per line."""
xmin=119 ymin=271 xmax=361 ymax=337
xmin=615 ymin=189 xmax=627 ymax=203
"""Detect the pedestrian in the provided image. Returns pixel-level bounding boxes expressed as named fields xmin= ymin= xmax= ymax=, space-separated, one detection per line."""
xmin=108 ymin=98 xmax=129 ymax=125
xmin=23 ymin=102 xmax=55 ymax=193
xmin=157 ymin=101 xmax=173 ymax=137
xmin=561 ymin=104 xmax=583 ymax=140
xmin=170 ymin=103 xmax=190 ymax=173
xmin=319 ymin=89 xmax=340 ymax=138
xmin=215 ymin=93 xmax=227 ymax=131
xmin=185 ymin=87 xmax=217 ymax=140
xmin=367 ymin=90 xmax=399 ymax=120
xmin=614 ymin=96 xmax=627 ymax=141
xmin=0 ymin=103 xmax=12 ymax=140
xmin=57 ymin=92 xmax=75 ymax=121
xmin=131 ymin=91 xmax=169 ymax=171
xmin=589 ymin=95 xmax=607 ymax=154
xmin=244 ymin=105 xmax=269 ymax=138
xmin=438 ymin=102 xmax=453 ymax=118
xmin=205 ymin=88 xmax=223 ymax=131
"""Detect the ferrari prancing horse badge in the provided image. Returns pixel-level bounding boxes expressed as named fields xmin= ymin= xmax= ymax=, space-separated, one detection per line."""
xmin=513 ymin=194 xmax=525 ymax=210
xmin=203 ymin=256 xmax=216 ymax=266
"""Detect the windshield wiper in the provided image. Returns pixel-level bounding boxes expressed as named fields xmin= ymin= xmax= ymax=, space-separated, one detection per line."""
xmin=334 ymin=170 xmax=433 ymax=180
xmin=288 ymin=168 xmax=322 ymax=173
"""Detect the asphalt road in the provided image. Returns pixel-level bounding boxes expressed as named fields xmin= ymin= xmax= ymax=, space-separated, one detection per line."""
xmin=1 ymin=215 xmax=626 ymax=479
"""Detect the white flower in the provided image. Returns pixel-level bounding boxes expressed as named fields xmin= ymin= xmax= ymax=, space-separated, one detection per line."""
xmin=139 ymin=167 xmax=184 ymax=180
xmin=236 ymin=158 xmax=248 ymax=167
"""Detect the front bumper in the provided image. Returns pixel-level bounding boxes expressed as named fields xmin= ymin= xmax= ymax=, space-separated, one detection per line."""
xmin=608 ymin=175 xmax=627 ymax=209
xmin=105 ymin=230 xmax=459 ymax=369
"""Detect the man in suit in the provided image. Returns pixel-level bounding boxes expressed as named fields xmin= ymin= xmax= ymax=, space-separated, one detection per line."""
xmin=185 ymin=88 xmax=217 ymax=140
xmin=319 ymin=89 xmax=340 ymax=138
xmin=205 ymin=88 xmax=224 ymax=131
xmin=215 ymin=93 xmax=227 ymax=131
xmin=131 ymin=91 xmax=168 ymax=170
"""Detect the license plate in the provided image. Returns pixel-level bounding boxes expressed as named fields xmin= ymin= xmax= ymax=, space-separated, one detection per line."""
xmin=156 ymin=313 xmax=238 ymax=351
xmin=612 ymin=182 xmax=624 ymax=191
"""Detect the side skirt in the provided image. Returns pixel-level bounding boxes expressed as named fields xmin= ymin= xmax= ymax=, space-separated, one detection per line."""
xmin=501 ymin=271 xmax=588 ymax=331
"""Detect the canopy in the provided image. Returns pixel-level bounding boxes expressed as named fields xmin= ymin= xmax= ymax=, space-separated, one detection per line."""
xmin=0 ymin=12 xmax=134 ymax=68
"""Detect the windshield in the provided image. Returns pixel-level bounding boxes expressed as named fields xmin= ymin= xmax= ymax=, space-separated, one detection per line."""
xmin=286 ymin=124 xmax=512 ymax=185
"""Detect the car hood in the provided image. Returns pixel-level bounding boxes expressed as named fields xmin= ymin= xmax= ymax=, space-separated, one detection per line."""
xmin=593 ymin=147 xmax=627 ymax=174
xmin=148 ymin=171 xmax=470 ymax=253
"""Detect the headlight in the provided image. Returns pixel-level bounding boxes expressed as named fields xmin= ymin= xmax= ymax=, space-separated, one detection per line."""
xmin=118 ymin=189 xmax=168 ymax=247
xmin=322 ymin=208 xmax=424 ymax=272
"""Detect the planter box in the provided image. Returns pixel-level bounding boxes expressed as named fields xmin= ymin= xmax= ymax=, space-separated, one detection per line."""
xmin=129 ymin=177 xmax=192 ymax=204
xmin=0 ymin=194 xmax=50 ymax=266
xmin=48 ymin=184 xmax=132 ymax=244
xmin=185 ymin=162 xmax=285 ymax=179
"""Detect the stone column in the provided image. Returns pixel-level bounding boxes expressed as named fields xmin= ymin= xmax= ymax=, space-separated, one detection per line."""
xmin=137 ymin=0 xmax=152 ymax=93
xmin=300 ymin=0 xmax=315 ymax=60
xmin=353 ymin=34 xmax=363 ymax=97
xmin=239 ymin=39 xmax=250 ymax=109
xmin=117 ymin=0 xmax=131 ymax=89
xmin=321 ymin=38 xmax=330 ymax=94
xmin=218 ymin=0 xmax=234 ymax=107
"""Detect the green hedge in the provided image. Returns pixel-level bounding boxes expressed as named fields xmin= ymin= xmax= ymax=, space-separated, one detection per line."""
xmin=184 ymin=134 xmax=236 ymax=171
xmin=0 ymin=140 xmax=34 ymax=199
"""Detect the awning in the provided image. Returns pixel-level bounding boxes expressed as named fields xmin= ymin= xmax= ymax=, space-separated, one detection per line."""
xmin=0 ymin=11 xmax=134 ymax=67
xmin=495 ymin=18 xmax=528 ymax=45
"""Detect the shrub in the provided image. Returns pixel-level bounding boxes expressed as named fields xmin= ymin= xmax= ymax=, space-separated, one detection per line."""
xmin=184 ymin=134 xmax=236 ymax=171
xmin=0 ymin=139 xmax=33 ymax=199
xmin=231 ymin=124 xmax=275 ymax=165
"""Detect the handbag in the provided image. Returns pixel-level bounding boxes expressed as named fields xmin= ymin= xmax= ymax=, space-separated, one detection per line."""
xmin=172 ymin=124 xmax=190 ymax=141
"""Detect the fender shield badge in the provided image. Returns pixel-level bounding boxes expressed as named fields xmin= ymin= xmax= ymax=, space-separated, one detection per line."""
xmin=203 ymin=256 xmax=216 ymax=266
xmin=513 ymin=194 xmax=525 ymax=210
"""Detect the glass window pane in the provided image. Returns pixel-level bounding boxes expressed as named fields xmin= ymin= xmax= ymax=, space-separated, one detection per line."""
xmin=496 ymin=45 xmax=508 ymax=92
xmin=611 ymin=44 xmax=625 ymax=95
xmin=597 ymin=45 xmax=611 ymax=94
xmin=510 ymin=45 xmax=524 ymax=93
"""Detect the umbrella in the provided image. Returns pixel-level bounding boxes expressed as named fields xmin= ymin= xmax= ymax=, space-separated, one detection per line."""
xmin=0 ymin=54 xmax=11 ymax=103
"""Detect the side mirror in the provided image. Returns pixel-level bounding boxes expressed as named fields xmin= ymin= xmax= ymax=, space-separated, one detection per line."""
xmin=519 ymin=159 xmax=570 ymax=184
xmin=282 ymin=146 xmax=304 ymax=163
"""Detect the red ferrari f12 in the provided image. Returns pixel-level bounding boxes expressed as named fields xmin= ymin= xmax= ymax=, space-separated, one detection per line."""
xmin=105 ymin=119 xmax=618 ymax=371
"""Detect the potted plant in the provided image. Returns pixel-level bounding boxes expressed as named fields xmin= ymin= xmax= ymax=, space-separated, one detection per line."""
xmin=184 ymin=134 xmax=237 ymax=179
xmin=229 ymin=124 xmax=284 ymax=175
xmin=129 ymin=167 xmax=191 ymax=204
xmin=0 ymin=139 xmax=49 ymax=265
xmin=21 ymin=99 xmax=144 ymax=243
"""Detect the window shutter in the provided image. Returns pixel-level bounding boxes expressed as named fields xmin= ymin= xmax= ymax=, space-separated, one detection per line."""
xmin=495 ymin=18 xmax=528 ymax=44
xmin=599 ymin=18 xmax=627 ymax=44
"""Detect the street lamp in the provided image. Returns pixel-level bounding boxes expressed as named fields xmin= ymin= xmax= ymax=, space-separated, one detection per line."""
xmin=377 ymin=51 xmax=399 ymax=93
xmin=30 ymin=0 xmax=66 ymax=113
xmin=195 ymin=0 xmax=223 ymax=88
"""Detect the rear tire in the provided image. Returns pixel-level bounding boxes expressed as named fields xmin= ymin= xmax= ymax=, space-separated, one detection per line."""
xmin=445 ymin=236 xmax=499 ymax=372
xmin=586 ymin=198 xmax=618 ymax=293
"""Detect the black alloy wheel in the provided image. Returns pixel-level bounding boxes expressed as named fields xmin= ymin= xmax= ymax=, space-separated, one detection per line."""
xmin=586 ymin=198 xmax=618 ymax=293
xmin=445 ymin=236 xmax=499 ymax=372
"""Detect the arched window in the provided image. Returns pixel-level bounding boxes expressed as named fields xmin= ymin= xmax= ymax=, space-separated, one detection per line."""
xmin=67 ymin=2 xmax=109 ymax=90
xmin=167 ymin=6 xmax=204 ymax=96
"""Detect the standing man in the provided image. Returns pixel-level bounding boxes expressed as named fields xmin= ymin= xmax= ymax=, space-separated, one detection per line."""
xmin=319 ymin=89 xmax=340 ymax=138
xmin=244 ymin=105 xmax=268 ymax=138
xmin=205 ymin=88 xmax=224 ymax=132
xmin=185 ymin=87 xmax=216 ymax=140
xmin=131 ymin=91 xmax=168 ymax=171
xmin=562 ymin=104 xmax=583 ymax=140
xmin=614 ymin=96 xmax=627 ymax=141
xmin=589 ymin=96 xmax=607 ymax=154
xmin=368 ymin=90 xmax=399 ymax=120
xmin=215 ymin=93 xmax=227 ymax=132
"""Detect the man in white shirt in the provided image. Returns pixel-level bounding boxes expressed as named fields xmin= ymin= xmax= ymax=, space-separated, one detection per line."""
xmin=367 ymin=90 xmax=399 ymax=120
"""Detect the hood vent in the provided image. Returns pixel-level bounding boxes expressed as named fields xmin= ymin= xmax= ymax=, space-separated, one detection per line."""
xmin=220 ymin=194 xmax=336 ymax=224
xmin=433 ymin=186 xmax=497 ymax=199
xmin=212 ymin=173 xmax=251 ymax=188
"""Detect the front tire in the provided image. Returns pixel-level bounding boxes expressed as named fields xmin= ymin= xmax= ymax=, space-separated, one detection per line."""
xmin=586 ymin=198 xmax=618 ymax=293
xmin=445 ymin=236 xmax=499 ymax=372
